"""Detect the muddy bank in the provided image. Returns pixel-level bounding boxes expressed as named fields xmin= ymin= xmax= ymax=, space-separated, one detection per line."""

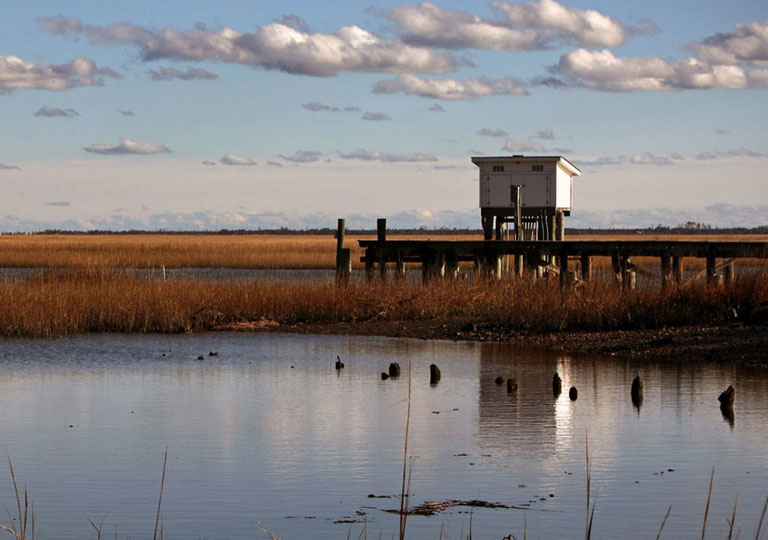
xmin=215 ymin=318 xmax=768 ymax=367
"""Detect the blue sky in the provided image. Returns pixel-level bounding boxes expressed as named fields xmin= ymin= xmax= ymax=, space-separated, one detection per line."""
xmin=1 ymin=0 xmax=767 ymax=230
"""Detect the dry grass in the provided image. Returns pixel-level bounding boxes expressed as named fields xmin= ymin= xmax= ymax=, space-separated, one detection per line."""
xmin=2 ymin=234 xmax=765 ymax=271
xmin=0 ymin=269 xmax=765 ymax=337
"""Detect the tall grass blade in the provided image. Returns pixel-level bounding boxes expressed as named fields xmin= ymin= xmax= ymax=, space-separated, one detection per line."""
xmin=701 ymin=467 xmax=715 ymax=540
xmin=398 ymin=361 xmax=412 ymax=540
xmin=655 ymin=504 xmax=672 ymax=540
xmin=755 ymin=490 xmax=768 ymax=540
xmin=153 ymin=447 xmax=168 ymax=540
xmin=728 ymin=493 xmax=739 ymax=540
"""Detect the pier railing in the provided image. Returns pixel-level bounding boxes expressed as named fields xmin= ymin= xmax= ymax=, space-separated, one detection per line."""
xmin=342 ymin=219 xmax=768 ymax=288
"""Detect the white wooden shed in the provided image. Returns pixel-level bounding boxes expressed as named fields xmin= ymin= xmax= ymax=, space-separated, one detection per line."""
xmin=471 ymin=155 xmax=581 ymax=241
xmin=471 ymin=155 xmax=581 ymax=211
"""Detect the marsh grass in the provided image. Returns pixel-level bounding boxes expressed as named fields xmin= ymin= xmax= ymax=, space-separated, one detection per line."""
xmin=0 ymin=269 xmax=765 ymax=337
xmin=1 ymin=234 xmax=766 ymax=272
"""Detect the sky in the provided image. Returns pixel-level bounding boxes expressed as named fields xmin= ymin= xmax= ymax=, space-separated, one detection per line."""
xmin=1 ymin=0 xmax=767 ymax=231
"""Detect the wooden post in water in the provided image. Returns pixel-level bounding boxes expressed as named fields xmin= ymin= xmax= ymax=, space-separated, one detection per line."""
xmin=559 ymin=253 xmax=569 ymax=289
xmin=660 ymin=256 xmax=671 ymax=289
xmin=377 ymin=218 xmax=387 ymax=281
xmin=706 ymin=254 xmax=717 ymax=286
xmin=611 ymin=252 xmax=622 ymax=286
xmin=580 ymin=254 xmax=591 ymax=281
xmin=395 ymin=251 xmax=406 ymax=282
xmin=445 ymin=251 xmax=459 ymax=280
xmin=673 ymin=256 xmax=683 ymax=284
xmin=337 ymin=249 xmax=351 ymax=284
xmin=365 ymin=246 xmax=375 ymax=283
xmin=335 ymin=218 xmax=347 ymax=283
xmin=724 ymin=262 xmax=734 ymax=286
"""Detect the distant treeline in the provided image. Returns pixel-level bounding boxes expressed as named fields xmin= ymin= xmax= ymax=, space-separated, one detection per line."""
xmin=3 ymin=223 xmax=768 ymax=236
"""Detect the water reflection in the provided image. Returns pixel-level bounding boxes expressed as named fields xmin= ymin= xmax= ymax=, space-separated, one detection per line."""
xmin=0 ymin=333 xmax=766 ymax=540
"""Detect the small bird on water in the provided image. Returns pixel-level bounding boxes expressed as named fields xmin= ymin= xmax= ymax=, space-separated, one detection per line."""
xmin=335 ymin=355 xmax=345 ymax=369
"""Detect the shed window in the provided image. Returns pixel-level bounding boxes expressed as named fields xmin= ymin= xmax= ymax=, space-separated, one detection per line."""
xmin=532 ymin=165 xmax=544 ymax=171
xmin=492 ymin=165 xmax=505 ymax=172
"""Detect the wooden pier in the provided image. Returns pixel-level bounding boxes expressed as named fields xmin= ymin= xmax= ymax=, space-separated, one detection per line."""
xmin=343 ymin=220 xmax=768 ymax=288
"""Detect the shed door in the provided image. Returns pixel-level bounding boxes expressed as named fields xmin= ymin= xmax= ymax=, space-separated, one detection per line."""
xmin=522 ymin=174 xmax=550 ymax=207
xmin=485 ymin=174 xmax=525 ymax=207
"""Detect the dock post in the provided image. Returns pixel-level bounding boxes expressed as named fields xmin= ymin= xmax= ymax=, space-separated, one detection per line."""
xmin=706 ymin=254 xmax=717 ymax=286
xmin=724 ymin=262 xmax=734 ymax=286
xmin=395 ymin=251 xmax=406 ymax=282
xmin=336 ymin=249 xmax=351 ymax=284
xmin=377 ymin=218 xmax=387 ymax=281
xmin=335 ymin=218 xmax=349 ymax=283
xmin=623 ymin=257 xmax=634 ymax=290
xmin=494 ymin=218 xmax=502 ymax=241
xmin=611 ymin=252 xmax=623 ymax=286
xmin=446 ymin=251 xmax=459 ymax=280
xmin=672 ymin=256 xmax=683 ymax=284
xmin=580 ymin=254 xmax=591 ymax=281
xmin=559 ymin=253 xmax=569 ymax=289
xmin=377 ymin=218 xmax=387 ymax=243
xmin=555 ymin=211 xmax=565 ymax=241
xmin=660 ymin=256 xmax=671 ymax=289
xmin=364 ymin=246 xmax=375 ymax=283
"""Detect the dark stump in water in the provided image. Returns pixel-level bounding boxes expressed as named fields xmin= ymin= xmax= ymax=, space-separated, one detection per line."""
xmin=552 ymin=373 xmax=562 ymax=396
xmin=631 ymin=374 xmax=644 ymax=406
xmin=430 ymin=364 xmax=441 ymax=384
xmin=388 ymin=362 xmax=401 ymax=378
xmin=569 ymin=386 xmax=578 ymax=401
xmin=495 ymin=376 xmax=504 ymax=385
xmin=335 ymin=355 xmax=344 ymax=370
xmin=718 ymin=385 xmax=735 ymax=409
xmin=381 ymin=372 xmax=390 ymax=380
xmin=507 ymin=378 xmax=518 ymax=393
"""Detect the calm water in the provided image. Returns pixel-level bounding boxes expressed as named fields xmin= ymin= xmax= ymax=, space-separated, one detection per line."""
xmin=0 ymin=333 xmax=766 ymax=539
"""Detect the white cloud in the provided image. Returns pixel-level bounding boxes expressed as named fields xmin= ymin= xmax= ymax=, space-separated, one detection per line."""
xmin=503 ymin=139 xmax=545 ymax=152
xmin=626 ymin=153 xmax=674 ymax=166
xmin=385 ymin=0 xmax=631 ymax=51
xmin=478 ymin=127 xmax=508 ymax=137
xmin=147 ymin=67 xmax=218 ymax=81
xmin=695 ymin=152 xmax=718 ymax=160
xmin=692 ymin=20 xmax=768 ymax=65
xmin=428 ymin=103 xmax=444 ymax=112
xmin=116 ymin=109 xmax=134 ymax=116
xmin=362 ymin=112 xmax=391 ymax=121
xmin=339 ymin=148 xmax=438 ymax=162
xmin=373 ymin=73 xmax=527 ymax=100
xmin=201 ymin=160 xmax=217 ymax=166
xmin=0 ymin=54 xmax=114 ymax=93
xmin=279 ymin=150 xmax=323 ymax=163
xmin=46 ymin=200 xmax=71 ymax=207
xmin=34 ymin=106 xmax=78 ymax=117
xmin=0 ymin=163 xmax=20 ymax=170
xmin=37 ymin=16 xmax=457 ymax=77
xmin=84 ymin=138 xmax=171 ymax=155
xmin=220 ymin=153 xmax=257 ymax=166
xmin=549 ymin=22 xmax=768 ymax=93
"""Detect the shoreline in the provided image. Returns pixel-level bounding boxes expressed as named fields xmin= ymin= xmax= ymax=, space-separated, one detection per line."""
xmin=215 ymin=318 xmax=768 ymax=367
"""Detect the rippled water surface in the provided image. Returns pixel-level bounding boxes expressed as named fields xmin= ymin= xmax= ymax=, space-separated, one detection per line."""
xmin=0 ymin=333 xmax=766 ymax=539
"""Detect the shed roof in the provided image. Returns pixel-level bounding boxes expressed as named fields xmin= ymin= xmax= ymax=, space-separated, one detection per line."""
xmin=471 ymin=155 xmax=581 ymax=176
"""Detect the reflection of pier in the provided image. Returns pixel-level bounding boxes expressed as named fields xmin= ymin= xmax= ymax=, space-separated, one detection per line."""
xmin=359 ymin=224 xmax=768 ymax=287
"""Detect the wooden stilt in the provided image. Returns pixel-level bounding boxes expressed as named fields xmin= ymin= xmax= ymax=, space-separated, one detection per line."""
xmin=660 ymin=256 xmax=671 ymax=289
xmin=559 ymin=253 xmax=569 ymax=288
xmin=673 ymin=256 xmax=683 ymax=284
xmin=336 ymin=248 xmax=351 ymax=284
xmin=580 ymin=254 xmax=591 ymax=281
xmin=706 ymin=255 xmax=717 ymax=285
xmin=724 ymin=262 xmax=734 ymax=286
xmin=365 ymin=247 xmax=375 ymax=283
xmin=612 ymin=252 xmax=622 ymax=286
xmin=445 ymin=251 xmax=459 ymax=280
xmin=395 ymin=251 xmax=406 ymax=282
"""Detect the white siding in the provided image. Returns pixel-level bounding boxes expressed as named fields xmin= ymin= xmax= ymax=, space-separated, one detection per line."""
xmin=555 ymin=165 xmax=572 ymax=209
